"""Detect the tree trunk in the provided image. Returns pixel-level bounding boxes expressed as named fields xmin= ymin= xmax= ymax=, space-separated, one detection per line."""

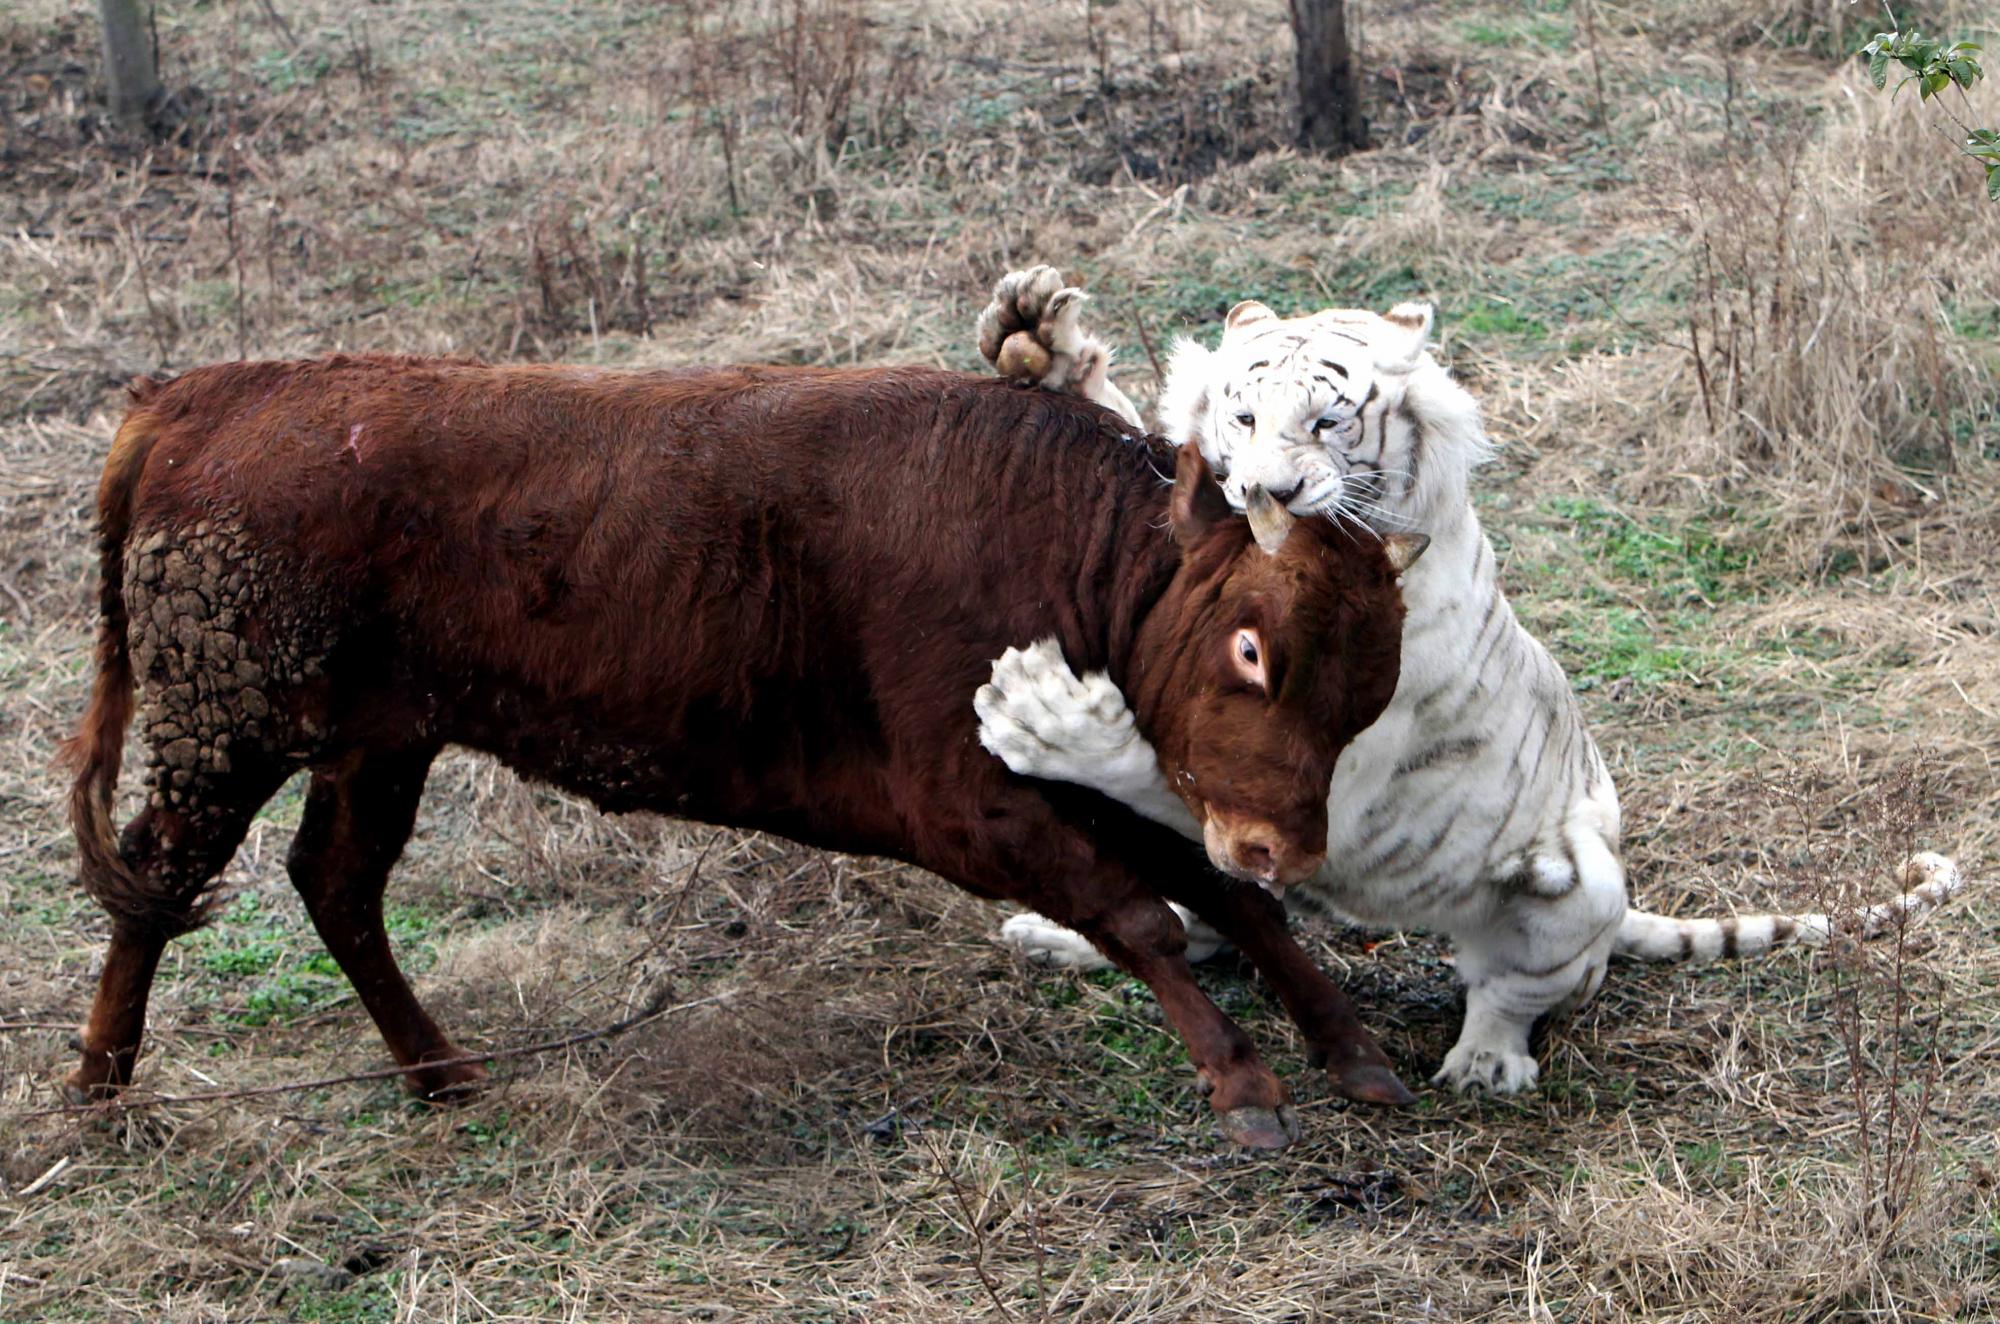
xmin=1289 ymin=0 xmax=1366 ymax=155
xmin=98 ymin=0 xmax=162 ymax=134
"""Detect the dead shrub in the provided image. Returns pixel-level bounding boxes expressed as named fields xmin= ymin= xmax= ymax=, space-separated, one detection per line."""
xmin=1764 ymin=754 xmax=1954 ymax=1243
xmin=1649 ymin=70 xmax=2000 ymax=570
xmin=524 ymin=205 xmax=657 ymax=345
xmin=1664 ymin=0 xmax=1979 ymax=58
xmin=1537 ymin=1141 xmax=1973 ymax=1321
xmin=679 ymin=0 xmax=933 ymax=212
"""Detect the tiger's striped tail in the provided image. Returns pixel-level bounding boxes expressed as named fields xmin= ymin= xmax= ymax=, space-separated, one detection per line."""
xmin=1615 ymin=852 xmax=1964 ymax=962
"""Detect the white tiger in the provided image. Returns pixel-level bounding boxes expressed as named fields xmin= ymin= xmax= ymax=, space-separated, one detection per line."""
xmin=971 ymin=266 xmax=1965 ymax=1093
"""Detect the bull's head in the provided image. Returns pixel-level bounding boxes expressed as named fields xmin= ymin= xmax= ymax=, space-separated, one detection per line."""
xmin=1132 ymin=445 xmax=1423 ymax=889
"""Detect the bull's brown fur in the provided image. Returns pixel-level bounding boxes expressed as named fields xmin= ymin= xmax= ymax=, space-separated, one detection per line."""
xmin=64 ymin=355 xmax=1412 ymax=1142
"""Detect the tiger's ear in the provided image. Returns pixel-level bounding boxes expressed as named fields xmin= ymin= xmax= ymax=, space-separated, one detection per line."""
xmin=1377 ymin=301 xmax=1435 ymax=371
xmin=1222 ymin=300 xmax=1276 ymax=343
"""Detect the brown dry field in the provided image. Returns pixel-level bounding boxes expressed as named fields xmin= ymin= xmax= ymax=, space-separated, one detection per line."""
xmin=4 ymin=1 xmax=2000 ymax=1319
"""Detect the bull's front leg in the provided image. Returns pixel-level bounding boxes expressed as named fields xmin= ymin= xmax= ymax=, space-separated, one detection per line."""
xmin=1061 ymin=882 xmax=1302 ymax=1149
xmin=914 ymin=774 xmax=1299 ymax=1149
xmin=1142 ymin=864 xmax=1413 ymax=1106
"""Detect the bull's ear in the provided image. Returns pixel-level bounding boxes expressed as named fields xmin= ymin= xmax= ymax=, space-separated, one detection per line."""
xmin=1169 ymin=443 xmax=1232 ymax=549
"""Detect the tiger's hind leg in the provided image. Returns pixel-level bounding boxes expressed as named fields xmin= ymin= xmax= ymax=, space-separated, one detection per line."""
xmin=1436 ymin=839 xmax=1626 ymax=1094
xmin=285 ymin=744 xmax=486 ymax=1102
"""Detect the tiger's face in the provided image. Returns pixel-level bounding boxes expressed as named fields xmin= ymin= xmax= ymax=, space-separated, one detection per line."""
xmin=1183 ymin=300 xmax=1436 ymax=529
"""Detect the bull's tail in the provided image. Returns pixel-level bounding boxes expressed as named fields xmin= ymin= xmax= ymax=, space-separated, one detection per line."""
xmin=58 ymin=383 xmax=167 ymax=930
xmin=1614 ymin=852 xmax=1964 ymax=962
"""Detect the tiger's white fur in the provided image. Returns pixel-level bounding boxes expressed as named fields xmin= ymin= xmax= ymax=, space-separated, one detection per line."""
xmin=973 ymin=267 xmax=1964 ymax=1093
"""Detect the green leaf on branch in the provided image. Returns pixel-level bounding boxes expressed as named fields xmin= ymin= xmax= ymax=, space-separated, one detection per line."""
xmin=1861 ymin=22 xmax=1999 ymax=199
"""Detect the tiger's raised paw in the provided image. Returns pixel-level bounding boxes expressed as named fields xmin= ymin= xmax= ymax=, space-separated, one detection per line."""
xmin=975 ymin=637 xmax=1199 ymax=832
xmin=975 ymin=638 xmax=1148 ymax=786
xmin=975 ymin=266 xmax=1103 ymax=391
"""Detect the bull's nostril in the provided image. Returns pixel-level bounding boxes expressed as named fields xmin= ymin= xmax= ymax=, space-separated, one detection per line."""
xmin=1237 ymin=841 xmax=1277 ymax=878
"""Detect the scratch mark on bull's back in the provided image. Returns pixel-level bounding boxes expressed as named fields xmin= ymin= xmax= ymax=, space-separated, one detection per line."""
xmin=339 ymin=423 xmax=364 ymax=464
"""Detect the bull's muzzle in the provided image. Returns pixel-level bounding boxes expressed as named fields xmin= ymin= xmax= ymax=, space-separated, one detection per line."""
xmin=1201 ymin=812 xmax=1325 ymax=893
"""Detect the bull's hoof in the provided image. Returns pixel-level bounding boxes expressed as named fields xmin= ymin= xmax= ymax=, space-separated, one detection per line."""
xmin=1329 ymin=1061 xmax=1416 ymax=1107
xmin=1216 ymin=1103 xmax=1301 ymax=1150
xmin=63 ymin=1050 xmax=135 ymax=1105
xmin=403 ymin=1059 xmax=490 ymax=1104
xmin=60 ymin=1072 xmax=110 ymax=1106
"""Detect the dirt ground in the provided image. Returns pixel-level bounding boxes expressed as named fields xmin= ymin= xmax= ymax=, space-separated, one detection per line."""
xmin=3 ymin=1 xmax=1998 ymax=1319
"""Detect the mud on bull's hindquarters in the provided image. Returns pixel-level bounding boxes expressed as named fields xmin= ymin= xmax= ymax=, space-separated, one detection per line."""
xmin=130 ymin=523 xmax=310 ymax=802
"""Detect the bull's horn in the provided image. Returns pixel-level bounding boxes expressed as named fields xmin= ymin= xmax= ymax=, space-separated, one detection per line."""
xmin=1380 ymin=531 xmax=1430 ymax=573
xmin=1244 ymin=485 xmax=1294 ymax=555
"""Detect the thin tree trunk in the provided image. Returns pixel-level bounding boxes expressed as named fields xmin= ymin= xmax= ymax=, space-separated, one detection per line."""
xmin=98 ymin=0 xmax=162 ymax=133
xmin=1289 ymin=0 xmax=1366 ymax=155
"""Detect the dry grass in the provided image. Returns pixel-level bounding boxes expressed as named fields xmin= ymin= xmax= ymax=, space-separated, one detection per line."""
xmin=4 ymin=0 xmax=2000 ymax=1319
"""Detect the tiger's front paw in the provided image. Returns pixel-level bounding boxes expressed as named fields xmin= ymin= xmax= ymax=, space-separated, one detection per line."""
xmin=1433 ymin=1039 xmax=1541 ymax=1095
xmin=975 ymin=639 xmax=1149 ymax=788
xmin=976 ymin=638 xmax=1197 ymax=831
xmin=976 ymin=266 xmax=1100 ymax=391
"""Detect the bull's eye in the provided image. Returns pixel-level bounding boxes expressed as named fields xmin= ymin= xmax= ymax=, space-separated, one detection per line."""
xmin=1233 ymin=410 xmax=1254 ymax=428
xmin=1232 ymin=628 xmax=1267 ymax=689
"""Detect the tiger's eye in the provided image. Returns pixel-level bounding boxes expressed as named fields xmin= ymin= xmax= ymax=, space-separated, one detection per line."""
xmin=1234 ymin=411 xmax=1254 ymax=428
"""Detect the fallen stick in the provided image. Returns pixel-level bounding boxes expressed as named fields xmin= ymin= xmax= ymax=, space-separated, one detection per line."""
xmin=3 ymin=985 xmax=732 ymax=1122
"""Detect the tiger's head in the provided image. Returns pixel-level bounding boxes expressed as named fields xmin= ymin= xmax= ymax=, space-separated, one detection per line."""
xmin=1156 ymin=298 xmax=1490 ymax=534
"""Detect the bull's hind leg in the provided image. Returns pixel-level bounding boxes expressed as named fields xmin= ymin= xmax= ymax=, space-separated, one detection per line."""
xmin=285 ymin=746 xmax=486 ymax=1102
xmin=68 ymin=770 xmax=293 ymax=1099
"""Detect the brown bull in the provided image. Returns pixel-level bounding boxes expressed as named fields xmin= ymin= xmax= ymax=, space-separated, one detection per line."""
xmin=63 ymin=356 xmax=1417 ymax=1146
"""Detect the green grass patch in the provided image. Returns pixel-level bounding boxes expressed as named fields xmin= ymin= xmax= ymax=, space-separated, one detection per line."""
xmin=251 ymin=47 xmax=335 ymax=93
xmin=199 ymin=936 xmax=288 ymax=977
xmin=1453 ymin=297 xmax=1549 ymax=343
xmin=285 ymin=1278 xmax=398 ymax=1324
xmin=1525 ymin=499 xmax=1759 ymax=693
xmin=1460 ymin=13 xmax=1572 ymax=51
xmin=1544 ymin=496 xmax=1754 ymax=606
xmin=181 ymin=890 xmax=448 ymax=1028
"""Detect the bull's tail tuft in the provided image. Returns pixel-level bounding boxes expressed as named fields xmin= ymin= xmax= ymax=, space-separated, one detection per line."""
xmin=1615 ymin=852 xmax=1965 ymax=962
xmin=59 ymin=407 xmax=166 ymax=931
